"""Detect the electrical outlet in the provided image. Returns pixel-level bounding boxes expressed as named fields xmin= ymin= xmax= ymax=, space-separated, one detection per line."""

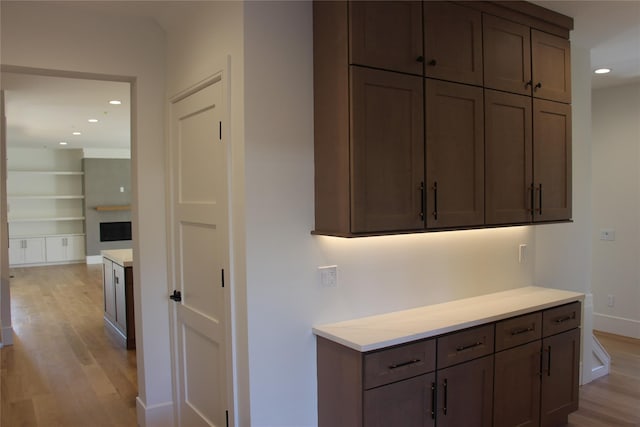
xmin=518 ymin=244 xmax=527 ymax=263
xmin=600 ymin=229 xmax=615 ymax=241
xmin=607 ymin=294 xmax=615 ymax=307
xmin=318 ymin=265 xmax=338 ymax=288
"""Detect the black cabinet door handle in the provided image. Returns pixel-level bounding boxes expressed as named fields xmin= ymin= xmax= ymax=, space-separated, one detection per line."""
xmin=430 ymin=382 xmax=436 ymax=419
xmin=416 ymin=56 xmax=425 ymax=63
xmin=170 ymin=290 xmax=182 ymax=302
xmin=428 ymin=59 xmax=437 ymax=66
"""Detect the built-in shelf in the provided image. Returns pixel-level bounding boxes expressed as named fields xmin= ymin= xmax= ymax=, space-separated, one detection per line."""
xmin=8 ymin=170 xmax=84 ymax=176
xmin=94 ymin=205 xmax=131 ymax=211
xmin=9 ymin=195 xmax=85 ymax=200
xmin=8 ymin=216 xmax=86 ymax=223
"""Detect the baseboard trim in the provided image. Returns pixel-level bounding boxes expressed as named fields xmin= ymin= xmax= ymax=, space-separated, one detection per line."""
xmin=86 ymin=255 xmax=103 ymax=264
xmin=593 ymin=313 xmax=640 ymax=339
xmin=1 ymin=326 xmax=13 ymax=346
xmin=136 ymin=397 xmax=175 ymax=427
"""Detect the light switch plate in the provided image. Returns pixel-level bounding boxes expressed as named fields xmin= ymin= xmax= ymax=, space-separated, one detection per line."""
xmin=318 ymin=265 xmax=337 ymax=288
xmin=600 ymin=229 xmax=615 ymax=241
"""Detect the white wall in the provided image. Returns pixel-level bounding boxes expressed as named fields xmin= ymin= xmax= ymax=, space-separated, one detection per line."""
xmin=243 ymin=2 xmax=535 ymax=426
xmin=591 ymin=82 xmax=640 ymax=338
xmin=0 ymin=3 xmax=173 ymax=424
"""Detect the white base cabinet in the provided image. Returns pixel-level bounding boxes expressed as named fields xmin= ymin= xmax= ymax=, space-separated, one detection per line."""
xmin=9 ymin=234 xmax=85 ymax=266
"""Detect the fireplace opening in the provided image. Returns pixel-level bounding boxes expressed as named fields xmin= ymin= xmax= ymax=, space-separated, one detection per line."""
xmin=100 ymin=221 xmax=132 ymax=242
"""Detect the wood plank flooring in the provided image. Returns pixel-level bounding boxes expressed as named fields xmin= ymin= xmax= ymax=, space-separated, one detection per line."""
xmin=1 ymin=264 xmax=137 ymax=427
xmin=568 ymin=331 xmax=640 ymax=427
xmin=1 ymin=264 xmax=639 ymax=426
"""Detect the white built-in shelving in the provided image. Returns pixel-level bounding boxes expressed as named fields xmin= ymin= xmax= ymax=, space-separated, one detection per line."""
xmin=7 ymin=149 xmax=86 ymax=265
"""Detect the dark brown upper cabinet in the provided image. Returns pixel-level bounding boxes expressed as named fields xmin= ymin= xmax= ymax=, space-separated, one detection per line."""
xmin=483 ymin=14 xmax=572 ymax=103
xmin=533 ymin=99 xmax=572 ymax=222
xmin=483 ymin=14 xmax=532 ymax=96
xmin=425 ymin=79 xmax=484 ymax=229
xmin=350 ymin=1 xmax=424 ymax=75
xmin=532 ymin=30 xmax=571 ymax=103
xmin=485 ymin=90 xmax=572 ymax=225
xmin=424 ymin=1 xmax=483 ymax=86
xmin=313 ymin=0 xmax=573 ymax=236
xmin=350 ymin=67 xmax=425 ymax=233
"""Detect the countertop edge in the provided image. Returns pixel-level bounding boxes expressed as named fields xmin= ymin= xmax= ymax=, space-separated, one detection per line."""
xmin=313 ymin=287 xmax=584 ymax=352
xmin=101 ymin=249 xmax=133 ymax=267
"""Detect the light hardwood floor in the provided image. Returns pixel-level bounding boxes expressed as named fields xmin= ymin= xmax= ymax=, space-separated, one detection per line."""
xmin=1 ymin=264 xmax=137 ymax=427
xmin=1 ymin=265 xmax=639 ymax=426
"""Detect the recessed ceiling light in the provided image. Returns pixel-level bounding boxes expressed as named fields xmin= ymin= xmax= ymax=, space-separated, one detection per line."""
xmin=594 ymin=68 xmax=611 ymax=74
xmin=88 ymin=118 xmax=99 ymax=123
xmin=59 ymin=141 xmax=68 ymax=146
xmin=109 ymin=100 xmax=122 ymax=105
xmin=72 ymin=131 xmax=82 ymax=136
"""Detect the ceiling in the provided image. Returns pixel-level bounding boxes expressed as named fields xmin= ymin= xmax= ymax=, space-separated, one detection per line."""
xmin=1 ymin=1 xmax=639 ymax=150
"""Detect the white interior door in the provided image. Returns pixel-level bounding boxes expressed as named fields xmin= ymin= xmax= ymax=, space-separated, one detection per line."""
xmin=0 ymin=90 xmax=12 ymax=346
xmin=169 ymin=74 xmax=230 ymax=427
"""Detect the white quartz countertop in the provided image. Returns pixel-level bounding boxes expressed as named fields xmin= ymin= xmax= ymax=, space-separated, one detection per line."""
xmin=102 ymin=249 xmax=133 ymax=267
xmin=313 ymin=286 xmax=584 ymax=352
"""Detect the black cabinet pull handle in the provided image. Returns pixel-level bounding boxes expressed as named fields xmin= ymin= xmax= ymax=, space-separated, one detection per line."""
xmin=529 ymin=183 xmax=535 ymax=214
xmin=430 ymin=382 xmax=436 ymax=419
xmin=388 ymin=358 xmax=421 ymax=370
xmin=456 ymin=341 xmax=483 ymax=352
xmin=539 ymin=184 xmax=543 ymax=215
xmin=554 ymin=314 xmax=573 ymax=323
xmin=170 ymin=290 xmax=182 ymax=302
xmin=535 ymin=82 xmax=542 ymax=90
xmin=428 ymin=59 xmax=437 ymax=66
xmin=432 ymin=181 xmax=438 ymax=220
xmin=525 ymin=80 xmax=533 ymax=88
xmin=420 ymin=182 xmax=425 ymax=220
xmin=511 ymin=326 xmax=534 ymax=336
xmin=443 ymin=379 xmax=448 ymax=415
xmin=416 ymin=55 xmax=425 ymax=63
xmin=547 ymin=345 xmax=552 ymax=376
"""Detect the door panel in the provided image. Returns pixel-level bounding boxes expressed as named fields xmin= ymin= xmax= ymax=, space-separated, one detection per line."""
xmin=350 ymin=67 xmax=424 ymax=232
xmin=425 ymin=79 xmax=484 ymax=228
xmin=483 ymin=14 xmax=531 ymax=96
xmin=533 ymin=99 xmax=572 ymax=222
xmin=532 ymin=30 xmax=571 ymax=103
xmin=424 ymin=1 xmax=483 ymax=85
xmin=350 ymin=1 xmax=423 ymax=75
xmin=485 ymin=90 xmax=533 ymax=225
xmin=171 ymin=76 xmax=229 ymax=427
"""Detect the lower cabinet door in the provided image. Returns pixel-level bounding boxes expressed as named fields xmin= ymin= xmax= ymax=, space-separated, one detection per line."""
xmin=436 ymin=355 xmax=493 ymax=427
xmin=364 ymin=372 xmax=436 ymax=427
xmin=114 ymin=264 xmax=127 ymax=334
xmin=494 ymin=340 xmax=542 ymax=427
xmin=541 ymin=328 xmax=580 ymax=427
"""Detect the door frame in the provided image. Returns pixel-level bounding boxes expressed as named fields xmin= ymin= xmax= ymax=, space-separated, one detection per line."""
xmin=166 ymin=56 xmax=236 ymax=427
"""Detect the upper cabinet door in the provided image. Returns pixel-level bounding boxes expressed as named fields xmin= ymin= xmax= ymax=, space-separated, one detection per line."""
xmin=533 ymin=99 xmax=572 ymax=222
xmin=483 ymin=14 xmax=532 ymax=96
xmin=424 ymin=1 xmax=483 ymax=86
xmin=350 ymin=67 xmax=425 ymax=233
xmin=426 ymin=79 xmax=484 ymax=229
xmin=349 ymin=1 xmax=424 ymax=75
xmin=485 ymin=90 xmax=533 ymax=225
xmin=532 ymin=30 xmax=571 ymax=103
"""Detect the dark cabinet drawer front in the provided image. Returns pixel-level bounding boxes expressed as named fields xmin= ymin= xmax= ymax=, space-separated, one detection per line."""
xmin=495 ymin=312 xmax=542 ymax=352
xmin=543 ymin=301 xmax=581 ymax=337
xmin=364 ymin=339 xmax=436 ymax=389
xmin=437 ymin=324 xmax=494 ymax=369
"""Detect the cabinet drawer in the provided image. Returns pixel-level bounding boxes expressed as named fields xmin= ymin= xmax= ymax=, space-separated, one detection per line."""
xmin=543 ymin=301 xmax=581 ymax=337
xmin=437 ymin=324 xmax=494 ymax=369
xmin=364 ymin=339 xmax=436 ymax=390
xmin=495 ymin=312 xmax=542 ymax=352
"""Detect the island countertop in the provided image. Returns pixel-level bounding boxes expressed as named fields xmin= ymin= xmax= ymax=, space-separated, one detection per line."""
xmin=101 ymin=249 xmax=133 ymax=268
xmin=313 ymin=286 xmax=584 ymax=352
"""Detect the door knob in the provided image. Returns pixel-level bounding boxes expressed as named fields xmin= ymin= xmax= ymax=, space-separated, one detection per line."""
xmin=170 ymin=290 xmax=182 ymax=302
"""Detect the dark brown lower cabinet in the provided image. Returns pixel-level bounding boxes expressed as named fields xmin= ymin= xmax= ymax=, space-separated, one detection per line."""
xmin=364 ymin=373 xmax=436 ymax=427
xmin=494 ymin=340 xmax=542 ymax=427
xmin=436 ymin=355 xmax=494 ymax=427
xmin=541 ymin=329 xmax=580 ymax=427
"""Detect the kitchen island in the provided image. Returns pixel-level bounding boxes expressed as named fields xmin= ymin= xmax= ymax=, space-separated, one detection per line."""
xmin=102 ymin=249 xmax=135 ymax=349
